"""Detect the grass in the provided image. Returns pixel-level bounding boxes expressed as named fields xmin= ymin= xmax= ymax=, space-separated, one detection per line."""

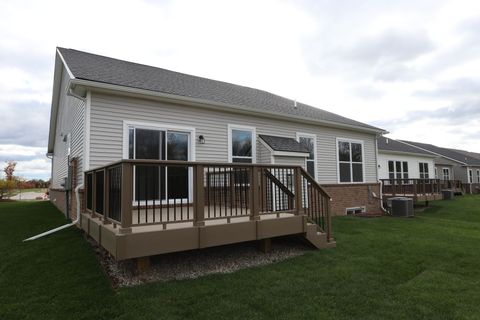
xmin=1 ymin=196 xmax=480 ymax=319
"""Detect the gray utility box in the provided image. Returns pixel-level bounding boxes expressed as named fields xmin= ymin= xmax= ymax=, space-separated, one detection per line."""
xmin=442 ymin=189 xmax=454 ymax=200
xmin=389 ymin=197 xmax=414 ymax=217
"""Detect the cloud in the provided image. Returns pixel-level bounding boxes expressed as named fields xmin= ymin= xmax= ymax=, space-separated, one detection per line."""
xmin=0 ymin=144 xmax=50 ymax=180
xmin=345 ymin=29 xmax=435 ymax=65
xmin=0 ymin=100 xmax=50 ymax=147
xmin=414 ymin=78 xmax=480 ymax=99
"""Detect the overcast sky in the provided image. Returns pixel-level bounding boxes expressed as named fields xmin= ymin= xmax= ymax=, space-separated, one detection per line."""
xmin=1 ymin=0 xmax=480 ymax=179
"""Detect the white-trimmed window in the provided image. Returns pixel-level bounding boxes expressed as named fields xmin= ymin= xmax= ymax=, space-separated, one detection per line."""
xmin=388 ymin=160 xmax=409 ymax=180
xmin=435 ymin=167 xmax=438 ymax=179
xmin=477 ymin=169 xmax=480 ymax=183
xmin=337 ymin=139 xmax=364 ymax=183
xmin=419 ymin=162 xmax=429 ymax=179
xmin=442 ymin=168 xmax=450 ymax=180
xmin=468 ymin=169 xmax=473 ymax=183
xmin=297 ymin=133 xmax=317 ymax=179
xmin=228 ymin=125 xmax=256 ymax=163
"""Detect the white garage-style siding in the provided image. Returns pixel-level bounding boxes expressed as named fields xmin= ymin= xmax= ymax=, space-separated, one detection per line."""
xmin=88 ymin=92 xmax=378 ymax=184
xmin=377 ymin=152 xmax=435 ymax=179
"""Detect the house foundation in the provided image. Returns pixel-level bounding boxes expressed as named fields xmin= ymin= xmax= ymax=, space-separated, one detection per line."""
xmin=322 ymin=183 xmax=382 ymax=216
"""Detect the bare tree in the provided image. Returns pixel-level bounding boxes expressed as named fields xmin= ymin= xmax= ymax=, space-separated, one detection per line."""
xmin=4 ymin=161 xmax=17 ymax=181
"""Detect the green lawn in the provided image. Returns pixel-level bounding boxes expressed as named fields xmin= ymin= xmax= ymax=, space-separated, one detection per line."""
xmin=1 ymin=196 xmax=480 ymax=319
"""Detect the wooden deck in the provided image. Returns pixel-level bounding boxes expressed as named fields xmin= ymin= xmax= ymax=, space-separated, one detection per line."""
xmin=83 ymin=160 xmax=334 ymax=260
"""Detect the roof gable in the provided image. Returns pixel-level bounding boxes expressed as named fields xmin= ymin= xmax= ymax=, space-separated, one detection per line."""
xmin=377 ymin=136 xmax=435 ymax=157
xmin=57 ymin=47 xmax=385 ymax=133
xmin=401 ymin=140 xmax=480 ymax=166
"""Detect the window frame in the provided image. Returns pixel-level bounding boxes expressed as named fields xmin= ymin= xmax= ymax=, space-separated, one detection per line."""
xmin=227 ymin=124 xmax=256 ymax=164
xmin=477 ymin=169 xmax=480 ymax=183
xmin=296 ymin=132 xmax=317 ymax=180
xmin=442 ymin=167 xmax=450 ymax=181
xmin=419 ymin=162 xmax=429 ymax=179
xmin=122 ymin=120 xmax=196 ymax=205
xmin=468 ymin=169 xmax=473 ymax=183
xmin=336 ymin=138 xmax=365 ymax=183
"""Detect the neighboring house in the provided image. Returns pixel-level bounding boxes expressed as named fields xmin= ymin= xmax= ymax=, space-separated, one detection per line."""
xmin=377 ymin=136 xmax=442 ymax=202
xmin=47 ymin=47 xmax=386 ymax=260
xmin=377 ymin=136 xmax=436 ymax=181
xmin=401 ymin=140 xmax=480 ymax=194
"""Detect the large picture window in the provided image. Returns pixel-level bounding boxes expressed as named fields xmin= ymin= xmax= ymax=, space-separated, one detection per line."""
xmin=297 ymin=133 xmax=316 ymax=178
xmin=419 ymin=163 xmax=429 ymax=179
xmin=229 ymin=125 xmax=255 ymax=163
xmin=388 ymin=160 xmax=409 ymax=180
xmin=337 ymin=139 xmax=363 ymax=183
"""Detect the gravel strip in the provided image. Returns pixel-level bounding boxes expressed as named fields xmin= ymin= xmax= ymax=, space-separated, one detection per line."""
xmin=88 ymin=236 xmax=313 ymax=288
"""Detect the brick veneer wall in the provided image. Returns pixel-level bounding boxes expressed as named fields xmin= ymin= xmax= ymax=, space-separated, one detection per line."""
xmin=322 ymin=183 xmax=382 ymax=216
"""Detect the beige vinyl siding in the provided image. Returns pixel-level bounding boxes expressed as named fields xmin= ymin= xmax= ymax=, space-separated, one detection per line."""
xmin=257 ymin=142 xmax=272 ymax=164
xmin=453 ymin=166 xmax=468 ymax=183
xmin=89 ymin=92 xmax=378 ymax=184
xmin=51 ymin=68 xmax=85 ymax=188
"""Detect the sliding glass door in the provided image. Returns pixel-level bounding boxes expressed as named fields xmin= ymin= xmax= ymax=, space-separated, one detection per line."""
xmin=128 ymin=127 xmax=190 ymax=202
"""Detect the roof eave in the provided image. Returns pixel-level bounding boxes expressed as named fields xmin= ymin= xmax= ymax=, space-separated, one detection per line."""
xmin=48 ymin=48 xmax=77 ymax=154
xmin=70 ymin=78 xmax=387 ymax=135
xmin=378 ymin=149 xmax=437 ymax=158
xmin=399 ymin=141 xmax=467 ymax=165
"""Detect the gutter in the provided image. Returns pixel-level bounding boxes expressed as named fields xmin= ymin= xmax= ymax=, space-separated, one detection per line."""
xmin=23 ymin=184 xmax=83 ymax=241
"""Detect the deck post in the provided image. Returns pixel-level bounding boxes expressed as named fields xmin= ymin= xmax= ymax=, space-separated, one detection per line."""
xmin=103 ymin=168 xmax=110 ymax=224
xmin=295 ymin=167 xmax=303 ymax=215
xmin=83 ymin=172 xmax=88 ymax=213
xmin=194 ymin=164 xmax=205 ymax=226
xmin=327 ymin=199 xmax=333 ymax=242
xmin=91 ymin=171 xmax=97 ymax=217
xmin=119 ymin=162 xmax=133 ymax=234
xmin=250 ymin=166 xmax=260 ymax=220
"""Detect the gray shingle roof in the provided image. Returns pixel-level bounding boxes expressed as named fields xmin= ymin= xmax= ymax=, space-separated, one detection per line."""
xmin=377 ymin=136 xmax=435 ymax=156
xmin=58 ymin=47 xmax=384 ymax=132
xmin=259 ymin=135 xmax=309 ymax=153
xmin=401 ymin=140 xmax=480 ymax=166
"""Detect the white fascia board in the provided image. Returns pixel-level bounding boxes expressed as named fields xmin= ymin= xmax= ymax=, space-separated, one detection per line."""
xmin=70 ymin=79 xmax=387 ymax=135
xmin=272 ymin=151 xmax=309 ymax=157
xmin=47 ymin=50 xmax=77 ymax=154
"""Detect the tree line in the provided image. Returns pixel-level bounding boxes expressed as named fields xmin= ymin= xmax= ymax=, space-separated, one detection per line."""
xmin=0 ymin=161 xmax=50 ymax=199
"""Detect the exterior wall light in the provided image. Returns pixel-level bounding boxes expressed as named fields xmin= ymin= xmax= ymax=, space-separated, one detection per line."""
xmin=198 ymin=135 xmax=205 ymax=144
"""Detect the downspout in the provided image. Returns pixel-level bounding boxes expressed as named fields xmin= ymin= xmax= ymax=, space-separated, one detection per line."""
xmin=375 ymin=134 xmax=389 ymax=214
xmin=23 ymin=184 xmax=83 ymax=241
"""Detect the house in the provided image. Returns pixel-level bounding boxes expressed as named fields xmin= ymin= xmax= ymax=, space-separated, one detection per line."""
xmin=377 ymin=136 xmax=436 ymax=180
xmin=47 ymin=47 xmax=386 ymax=260
xmin=377 ymin=136 xmax=443 ymax=202
xmin=401 ymin=141 xmax=480 ymax=194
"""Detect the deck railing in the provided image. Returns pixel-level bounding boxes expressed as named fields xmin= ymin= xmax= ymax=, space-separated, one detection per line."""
xmin=439 ymin=179 xmax=464 ymax=192
xmin=380 ymin=178 xmax=447 ymax=198
xmin=84 ymin=160 xmax=332 ymax=239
